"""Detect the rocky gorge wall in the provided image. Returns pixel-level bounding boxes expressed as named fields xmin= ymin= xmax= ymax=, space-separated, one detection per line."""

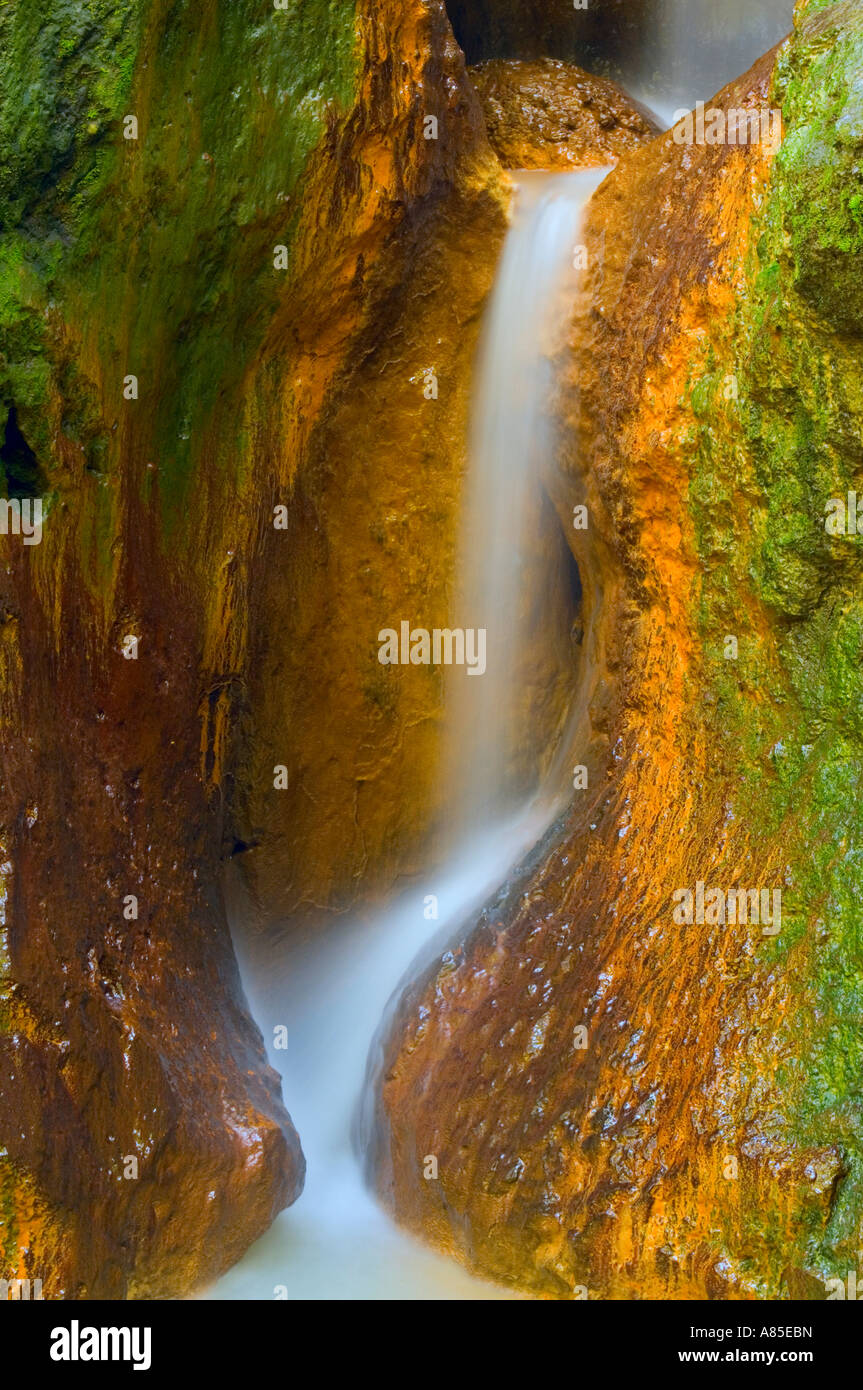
xmin=0 ymin=0 xmax=509 ymax=1296
xmin=371 ymin=0 xmax=863 ymax=1300
xmin=2 ymin=0 xmax=855 ymax=1306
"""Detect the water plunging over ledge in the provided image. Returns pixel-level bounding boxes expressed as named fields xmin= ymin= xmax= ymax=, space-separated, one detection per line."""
xmin=203 ymin=0 xmax=803 ymax=1305
xmin=629 ymin=0 xmax=795 ymax=126
xmin=205 ymin=170 xmax=605 ymax=1300
xmin=449 ymin=168 xmax=610 ymax=842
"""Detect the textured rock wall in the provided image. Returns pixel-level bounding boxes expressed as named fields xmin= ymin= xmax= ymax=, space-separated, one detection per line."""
xmin=230 ymin=0 xmax=509 ymax=929
xmin=0 ymin=0 xmax=505 ymax=1296
xmin=469 ymin=58 xmax=661 ymax=170
xmin=371 ymin=0 xmax=863 ymax=1300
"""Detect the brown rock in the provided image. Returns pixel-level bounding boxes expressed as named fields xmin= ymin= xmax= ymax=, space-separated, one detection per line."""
xmin=0 ymin=0 xmax=506 ymax=1295
xmin=227 ymin=1 xmax=510 ymax=930
xmin=368 ymin=44 xmax=844 ymax=1300
xmin=469 ymin=57 xmax=662 ymax=169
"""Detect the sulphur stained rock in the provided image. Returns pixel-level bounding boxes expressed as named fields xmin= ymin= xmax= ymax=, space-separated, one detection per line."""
xmin=469 ymin=57 xmax=662 ymax=169
xmin=226 ymin=0 xmax=512 ymax=930
xmin=0 ymin=0 xmax=505 ymax=1295
xmin=223 ymin=16 xmax=608 ymax=932
xmin=371 ymin=3 xmax=863 ymax=1301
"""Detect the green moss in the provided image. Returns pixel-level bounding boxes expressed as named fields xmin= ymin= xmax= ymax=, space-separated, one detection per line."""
xmin=687 ymin=0 xmax=863 ymax=1289
xmin=72 ymin=0 xmax=361 ymax=524
xmin=771 ymin=1 xmax=863 ymax=334
xmin=0 ymin=0 xmax=140 ymax=228
xmin=0 ymin=0 xmax=361 ymax=543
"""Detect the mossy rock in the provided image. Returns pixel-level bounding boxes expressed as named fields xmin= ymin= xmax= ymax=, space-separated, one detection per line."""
xmin=773 ymin=0 xmax=863 ymax=336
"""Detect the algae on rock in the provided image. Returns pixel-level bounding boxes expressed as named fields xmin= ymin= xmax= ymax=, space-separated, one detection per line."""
xmin=371 ymin=0 xmax=863 ymax=1300
xmin=0 ymin=0 xmax=506 ymax=1296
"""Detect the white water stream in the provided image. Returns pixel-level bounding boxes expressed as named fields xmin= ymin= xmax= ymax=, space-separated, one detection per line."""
xmin=630 ymin=0 xmax=796 ymax=126
xmin=206 ymin=3 xmax=799 ymax=1301
xmin=449 ymin=168 xmax=609 ymax=838
xmin=206 ymin=170 xmax=604 ymax=1300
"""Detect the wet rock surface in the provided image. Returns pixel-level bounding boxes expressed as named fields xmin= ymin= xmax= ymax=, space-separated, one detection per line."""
xmin=371 ymin=1 xmax=863 ymax=1300
xmin=0 ymin=0 xmax=505 ymax=1295
xmin=470 ymin=58 xmax=662 ymax=169
xmin=1 ymin=0 xmax=854 ymax=1305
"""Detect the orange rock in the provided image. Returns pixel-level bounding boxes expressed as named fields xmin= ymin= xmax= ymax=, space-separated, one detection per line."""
xmin=228 ymin=0 xmax=510 ymax=930
xmin=369 ymin=43 xmax=846 ymax=1300
xmin=469 ymin=58 xmax=662 ymax=170
xmin=0 ymin=0 xmax=506 ymax=1295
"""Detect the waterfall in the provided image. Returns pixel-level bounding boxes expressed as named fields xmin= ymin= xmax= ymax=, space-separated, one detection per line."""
xmin=205 ymin=8 xmax=797 ymax=1304
xmin=449 ymin=168 xmax=610 ymax=841
xmin=205 ymin=170 xmax=605 ymax=1301
xmin=632 ymin=0 xmax=796 ymax=124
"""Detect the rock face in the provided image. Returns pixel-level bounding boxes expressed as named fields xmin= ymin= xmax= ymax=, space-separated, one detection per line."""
xmin=0 ymin=0 xmax=505 ymax=1295
xmin=371 ymin=1 xmax=863 ymax=1300
xmin=229 ymin=1 xmax=508 ymax=929
xmin=470 ymin=58 xmax=662 ymax=169
xmin=3 ymin=0 xmax=852 ymax=1306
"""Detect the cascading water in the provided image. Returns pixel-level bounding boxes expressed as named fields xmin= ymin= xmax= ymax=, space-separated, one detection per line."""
xmin=205 ymin=171 xmax=604 ymax=1300
xmin=449 ymin=169 xmax=608 ymax=840
xmin=632 ymin=0 xmax=796 ymax=124
xmin=206 ymin=4 xmax=800 ymax=1302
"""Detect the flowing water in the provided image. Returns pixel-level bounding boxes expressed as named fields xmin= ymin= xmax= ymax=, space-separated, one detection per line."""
xmin=448 ymin=168 xmax=608 ymax=839
xmin=206 ymin=170 xmax=603 ymax=1300
xmin=207 ymin=813 xmax=554 ymax=1299
xmin=206 ymin=6 xmax=799 ymax=1301
xmin=631 ymin=0 xmax=796 ymax=125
